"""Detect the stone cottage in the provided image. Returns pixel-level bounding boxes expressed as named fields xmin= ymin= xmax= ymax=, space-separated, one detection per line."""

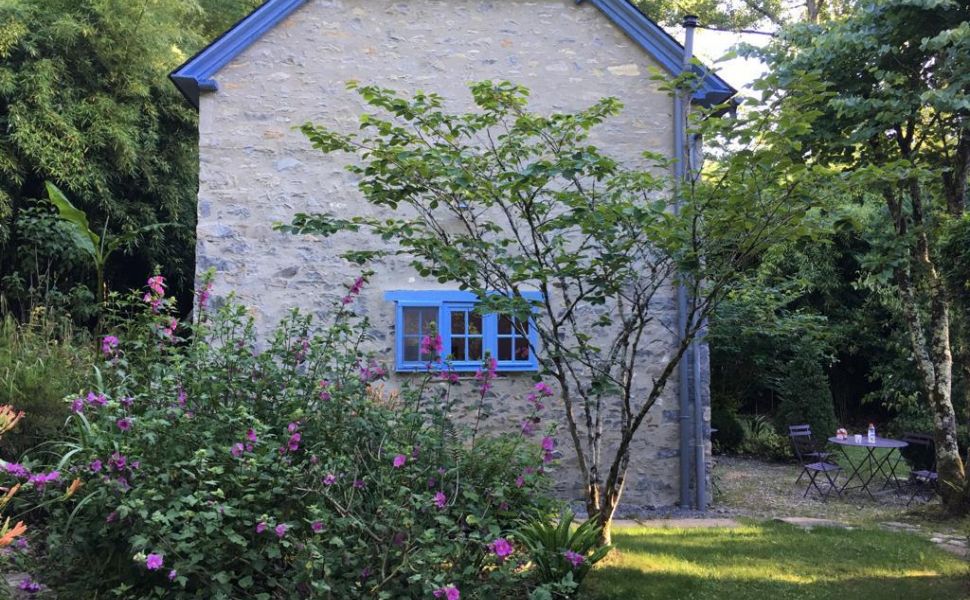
xmin=171 ymin=0 xmax=734 ymax=510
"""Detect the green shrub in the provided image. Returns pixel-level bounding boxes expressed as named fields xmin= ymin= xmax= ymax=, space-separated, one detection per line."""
xmin=516 ymin=509 xmax=612 ymax=600
xmin=738 ymin=415 xmax=792 ymax=461
xmin=774 ymin=357 xmax=838 ymax=442
xmin=11 ymin=276 xmax=561 ymax=599
xmin=711 ymin=403 xmax=745 ymax=453
xmin=0 ymin=313 xmax=92 ymax=460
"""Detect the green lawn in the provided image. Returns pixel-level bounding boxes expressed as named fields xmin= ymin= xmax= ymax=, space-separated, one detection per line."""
xmin=583 ymin=521 xmax=968 ymax=600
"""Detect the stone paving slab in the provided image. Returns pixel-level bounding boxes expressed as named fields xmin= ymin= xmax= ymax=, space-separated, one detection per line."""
xmin=613 ymin=517 xmax=741 ymax=529
xmin=773 ymin=517 xmax=853 ymax=530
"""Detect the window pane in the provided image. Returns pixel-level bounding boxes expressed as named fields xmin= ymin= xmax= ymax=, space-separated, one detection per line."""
xmin=451 ymin=310 xmax=465 ymax=335
xmin=515 ymin=339 xmax=530 ymax=360
xmin=469 ymin=312 xmax=482 ymax=335
xmin=468 ymin=337 xmax=483 ymax=361
xmin=404 ymin=307 xmax=438 ymax=335
xmin=498 ymin=337 xmax=512 ymax=361
xmin=403 ymin=336 xmax=420 ymax=362
xmin=419 ymin=308 xmax=438 ymax=332
xmin=498 ymin=314 xmax=513 ymax=334
xmin=451 ymin=337 xmax=466 ymax=361
xmin=404 ymin=308 xmax=421 ymax=334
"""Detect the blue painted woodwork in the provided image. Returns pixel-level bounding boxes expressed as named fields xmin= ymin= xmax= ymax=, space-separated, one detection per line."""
xmin=577 ymin=0 xmax=735 ymax=105
xmin=171 ymin=0 xmax=735 ymax=109
xmin=384 ymin=290 xmax=541 ymax=373
xmin=170 ymin=0 xmax=307 ymax=108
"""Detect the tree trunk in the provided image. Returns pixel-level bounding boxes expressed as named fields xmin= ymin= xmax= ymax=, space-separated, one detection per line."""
xmin=895 ymin=267 xmax=966 ymax=512
xmin=595 ymin=491 xmax=620 ymax=546
xmin=596 ymin=511 xmax=613 ymax=547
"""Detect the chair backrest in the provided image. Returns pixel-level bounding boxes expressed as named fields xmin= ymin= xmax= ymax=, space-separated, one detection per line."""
xmin=788 ymin=428 xmax=817 ymax=463
xmin=901 ymin=432 xmax=936 ymax=472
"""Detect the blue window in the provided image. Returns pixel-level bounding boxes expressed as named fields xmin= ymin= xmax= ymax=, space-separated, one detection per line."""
xmin=385 ymin=291 xmax=541 ymax=372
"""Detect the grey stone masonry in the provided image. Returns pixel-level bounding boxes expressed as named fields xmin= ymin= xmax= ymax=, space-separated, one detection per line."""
xmin=196 ymin=0 xmax=709 ymax=508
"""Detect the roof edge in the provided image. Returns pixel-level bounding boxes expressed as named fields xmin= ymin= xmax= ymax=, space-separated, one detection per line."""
xmin=579 ymin=0 xmax=736 ymax=107
xmin=170 ymin=0 xmax=735 ymax=110
xmin=170 ymin=0 xmax=308 ymax=109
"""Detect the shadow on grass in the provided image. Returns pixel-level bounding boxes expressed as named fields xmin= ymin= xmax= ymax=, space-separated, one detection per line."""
xmin=582 ymin=522 xmax=969 ymax=600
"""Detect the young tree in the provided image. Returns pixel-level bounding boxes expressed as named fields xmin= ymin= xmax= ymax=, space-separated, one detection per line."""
xmin=283 ymin=76 xmax=826 ymax=543
xmin=761 ymin=0 xmax=969 ymax=512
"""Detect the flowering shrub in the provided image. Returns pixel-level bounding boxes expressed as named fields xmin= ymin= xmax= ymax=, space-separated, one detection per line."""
xmin=16 ymin=275 xmax=559 ymax=598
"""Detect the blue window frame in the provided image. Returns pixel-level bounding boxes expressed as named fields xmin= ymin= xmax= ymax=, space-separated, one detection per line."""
xmin=385 ymin=290 xmax=541 ymax=372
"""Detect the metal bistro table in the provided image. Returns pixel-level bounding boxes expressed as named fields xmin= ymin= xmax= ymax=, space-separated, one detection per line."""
xmin=827 ymin=435 xmax=909 ymax=500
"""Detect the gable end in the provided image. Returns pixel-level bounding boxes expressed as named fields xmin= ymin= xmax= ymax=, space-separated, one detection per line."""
xmin=170 ymin=0 xmax=308 ymax=108
xmin=171 ymin=0 xmax=735 ymax=109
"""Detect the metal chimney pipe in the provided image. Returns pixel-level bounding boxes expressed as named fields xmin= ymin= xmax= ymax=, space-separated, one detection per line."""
xmin=681 ymin=14 xmax=709 ymax=513
xmin=675 ymin=14 xmax=698 ymax=509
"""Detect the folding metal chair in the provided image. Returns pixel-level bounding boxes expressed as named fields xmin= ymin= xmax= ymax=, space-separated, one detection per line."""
xmin=790 ymin=432 xmax=842 ymax=501
xmin=898 ymin=432 xmax=938 ymax=505
xmin=789 ymin=425 xmax=832 ymax=484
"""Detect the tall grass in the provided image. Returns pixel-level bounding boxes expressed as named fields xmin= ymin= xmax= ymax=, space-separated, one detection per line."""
xmin=0 ymin=310 xmax=92 ymax=460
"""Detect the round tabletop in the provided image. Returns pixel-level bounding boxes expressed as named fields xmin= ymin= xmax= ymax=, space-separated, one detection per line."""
xmin=827 ymin=436 xmax=908 ymax=449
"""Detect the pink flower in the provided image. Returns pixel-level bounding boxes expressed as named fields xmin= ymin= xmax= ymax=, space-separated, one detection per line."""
xmin=392 ymin=454 xmax=407 ymax=469
xmin=474 ymin=357 xmax=498 ymax=394
xmin=433 ymin=585 xmax=460 ymax=600
xmin=359 ymin=360 xmax=387 ymax=382
xmin=168 ymin=569 xmax=178 ymax=582
xmin=101 ymin=335 xmax=119 ymax=357
xmin=4 ymin=463 xmax=29 ymax=478
xmin=147 ymin=276 xmax=166 ymax=296
xmin=433 ymin=491 xmax=447 ymax=509
xmin=256 ymin=522 xmax=267 ymax=534
xmin=563 ymin=550 xmax=585 ymax=568
xmin=90 ymin=459 xmax=102 ymax=473
xmin=342 ymin=276 xmax=366 ymax=304
xmin=489 ymin=538 xmax=514 ymax=560
xmin=145 ymin=553 xmax=164 ymax=571
xmin=323 ymin=474 xmax=336 ymax=486
xmin=521 ymin=419 xmax=536 ymax=437
xmin=275 ymin=523 xmax=288 ymax=538
xmin=311 ymin=521 xmax=324 ymax=533
xmin=534 ymin=382 xmax=554 ymax=396
xmin=27 ymin=471 xmax=59 ymax=488
xmin=287 ymin=422 xmax=300 ymax=434
xmin=162 ymin=319 xmax=177 ymax=338
xmin=109 ymin=452 xmax=127 ymax=471
xmin=541 ymin=437 xmax=555 ymax=452
xmin=86 ymin=392 xmax=107 ymax=407
xmin=287 ymin=433 xmax=301 ymax=452
xmin=18 ymin=577 xmax=42 ymax=593
xmin=231 ymin=443 xmax=244 ymax=458
xmin=420 ymin=334 xmax=443 ymax=358
xmin=515 ymin=476 xmax=525 ymax=488
xmin=177 ymin=388 xmax=187 ymax=407
xmin=198 ymin=281 xmax=213 ymax=311
xmin=71 ymin=398 xmax=84 ymax=413
xmin=318 ymin=380 xmax=331 ymax=401
xmin=438 ymin=371 xmax=460 ymax=384
xmin=116 ymin=418 xmax=132 ymax=431
xmin=353 ymin=479 xmax=366 ymax=489
xmin=246 ymin=428 xmax=258 ymax=443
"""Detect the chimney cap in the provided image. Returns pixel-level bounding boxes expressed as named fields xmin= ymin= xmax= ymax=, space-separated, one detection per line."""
xmin=683 ymin=15 xmax=699 ymax=27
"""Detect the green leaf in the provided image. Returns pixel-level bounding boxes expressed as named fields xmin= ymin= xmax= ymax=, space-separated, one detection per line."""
xmin=45 ymin=181 xmax=99 ymax=260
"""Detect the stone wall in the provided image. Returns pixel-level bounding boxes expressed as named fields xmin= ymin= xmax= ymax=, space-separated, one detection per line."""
xmin=196 ymin=0 xmax=707 ymax=508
